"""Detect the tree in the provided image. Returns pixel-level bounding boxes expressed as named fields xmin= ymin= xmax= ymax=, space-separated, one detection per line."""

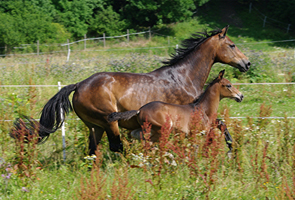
xmin=88 ymin=6 xmax=126 ymax=36
xmin=53 ymin=0 xmax=104 ymax=38
xmin=109 ymin=0 xmax=197 ymax=27
xmin=0 ymin=13 xmax=23 ymax=52
xmin=0 ymin=0 xmax=70 ymax=49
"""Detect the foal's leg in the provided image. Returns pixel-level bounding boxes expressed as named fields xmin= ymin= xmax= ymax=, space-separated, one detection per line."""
xmin=149 ymin=127 xmax=162 ymax=143
xmin=130 ymin=129 xmax=145 ymax=140
xmin=216 ymin=119 xmax=233 ymax=152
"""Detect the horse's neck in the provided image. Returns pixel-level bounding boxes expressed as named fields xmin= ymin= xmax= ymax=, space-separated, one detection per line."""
xmin=188 ymin=42 xmax=217 ymax=91
xmin=152 ymin=39 xmax=216 ymax=92
xmin=197 ymin=84 xmax=220 ymax=119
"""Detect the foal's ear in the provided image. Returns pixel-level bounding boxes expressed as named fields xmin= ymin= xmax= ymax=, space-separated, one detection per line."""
xmin=218 ymin=69 xmax=225 ymax=79
xmin=220 ymin=25 xmax=229 ymax=38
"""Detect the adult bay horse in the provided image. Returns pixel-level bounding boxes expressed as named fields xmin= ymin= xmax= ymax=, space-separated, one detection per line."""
xmin=107 ymin=70 xmax=243 ymax=143
xmin=12 ymin=26 xmax=250 ymax=155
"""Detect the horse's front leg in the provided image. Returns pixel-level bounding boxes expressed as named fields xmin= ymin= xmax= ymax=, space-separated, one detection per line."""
xmin=216 ymin=119 xmax=233 ymax=153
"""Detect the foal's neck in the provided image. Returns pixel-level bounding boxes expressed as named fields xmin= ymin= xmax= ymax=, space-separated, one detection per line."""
xmin=195 ymin=83 xmax=220 ymax=119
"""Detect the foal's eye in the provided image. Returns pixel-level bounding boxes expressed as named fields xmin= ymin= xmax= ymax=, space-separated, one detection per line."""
xmin=229 ymin=44 xmax=235 ymax=48
xmin=226 ymin=84 xmax=232 ymax=88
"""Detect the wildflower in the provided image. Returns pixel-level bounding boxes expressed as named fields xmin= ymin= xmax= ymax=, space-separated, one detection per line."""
xmin=6 ymin=173 xmax=12 ymax=179
xmin=21 ymin=187 xmax=29 ymax=192
xmin=1 ymin=173 xmax=11 ymax=179
xmin=84 ymin=155 xmax=96 ymax=161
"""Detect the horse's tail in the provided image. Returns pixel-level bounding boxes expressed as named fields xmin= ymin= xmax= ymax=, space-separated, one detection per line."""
xmin=10 ymin=84 xmax=77 ymax=144
xmin=107 ymin=110 xmax=139 ymax=122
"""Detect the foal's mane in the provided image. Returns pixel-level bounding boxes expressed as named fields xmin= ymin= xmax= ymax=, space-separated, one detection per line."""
xmin=162 ymin=28 xmax=222 ymax=67
xmin=191 ymin=74 xmax=221 ymax=106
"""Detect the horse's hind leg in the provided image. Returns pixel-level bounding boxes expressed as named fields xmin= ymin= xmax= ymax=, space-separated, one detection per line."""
xmin=105 ymin=121 xmax=123 ymax=153
xmin=216 ymin=119 xmax=233 ymax=152
xmin=85 ymin=122 xmax=105 ymax=155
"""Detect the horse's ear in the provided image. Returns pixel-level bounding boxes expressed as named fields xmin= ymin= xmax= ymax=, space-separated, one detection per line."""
xmin=218 ymin=70 xmax=225 ymax=79
xmin=220 ymin=25 xmax=229 ymax=38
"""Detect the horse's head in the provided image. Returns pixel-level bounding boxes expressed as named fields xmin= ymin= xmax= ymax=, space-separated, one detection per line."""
xmin=214 ymin=26 xmax=251 ymax=72
xmin=217 ymin=70 xmax=244 ymax=102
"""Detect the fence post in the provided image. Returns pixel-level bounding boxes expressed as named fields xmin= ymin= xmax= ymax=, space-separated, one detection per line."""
xmin=58 ymin=81 xmax=66 ymax=163
xmin=263 ymin=16 xmax=267 ymax=28
xmin=249 ymin=2 xmax=252 ymax=13
xmin=127 ymin=29 xmax=129 ymax=43
xmin=149 ymin=27 xmax=151 ymax=41
xmin=67 ymin=49 xmax=71 ymax=62
xmin=103 ymin=33 xmax=106 ymax=48
xmin=84 ymin=34 xmax=86 ymax=50
xmin=176 ymin=44 xmax=179 ymax=55
xmin=37 ymin=40 xmax=39 ymax=56
xmin=287 ymin=24 xmax=291 ymax=34
xmin=67 ymin=39 xmax=70 ymax=61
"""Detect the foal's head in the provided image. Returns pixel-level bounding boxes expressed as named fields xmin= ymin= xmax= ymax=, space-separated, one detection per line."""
xmin=217 ymin=70 xmax=244 ymax=102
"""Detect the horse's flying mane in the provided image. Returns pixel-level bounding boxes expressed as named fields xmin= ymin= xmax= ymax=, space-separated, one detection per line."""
xmin=162 ymin=28 xmax=222 ymax=67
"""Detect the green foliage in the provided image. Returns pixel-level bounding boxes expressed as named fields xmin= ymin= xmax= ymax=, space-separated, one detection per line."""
xmin=0 ymin=0 xmax=71 ymax=51
xmin=54 ymin=0 xmax=103 ymax=38
xmin=0 ymin=13 xmax=23 ymax=50
xmin=196 ymin=0 xmax=211 ymax=6
xmin=88 ymin=6 xmax=126 ymax=36
xmin=1 ymin=0 xmax=294 ymax=48
xmin=120 ymin=0 xmax=196 ymax=27
xmin=46 ymin=23 xmax=72 ymax=43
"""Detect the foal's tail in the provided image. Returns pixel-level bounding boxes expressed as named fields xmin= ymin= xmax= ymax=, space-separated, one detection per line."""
xmin=107 ymin=110 xmax=139 ymax=122
xmin=10 ymin=84 xmax=77 ymax=144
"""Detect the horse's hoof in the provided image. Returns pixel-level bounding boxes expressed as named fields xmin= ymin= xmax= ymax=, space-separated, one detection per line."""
xmin=227 ymin=150 xmax=232 ymax=159
xmin=110 ymin=143 xmax=124 ymax=153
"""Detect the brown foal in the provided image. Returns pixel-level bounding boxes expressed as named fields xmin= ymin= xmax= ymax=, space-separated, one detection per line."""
xmin=108 ymin=70 xmax=243 ymax=143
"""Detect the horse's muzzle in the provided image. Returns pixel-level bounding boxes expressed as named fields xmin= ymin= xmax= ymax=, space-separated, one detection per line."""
xmin=235 ymin=94 xmax=244 ymax=102
xmin=237 ymin=60 xmax=251 ymax=72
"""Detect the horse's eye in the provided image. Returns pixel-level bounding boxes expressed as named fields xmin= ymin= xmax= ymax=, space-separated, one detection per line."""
xmin=229 ymin=44 xmax=235 ymax=48
xmin=226 ymin=84 xmax=232 ymax=88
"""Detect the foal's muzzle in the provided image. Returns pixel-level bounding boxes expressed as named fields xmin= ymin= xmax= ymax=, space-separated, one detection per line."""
xmin=235 ymin=94 xmax=244 ymax=102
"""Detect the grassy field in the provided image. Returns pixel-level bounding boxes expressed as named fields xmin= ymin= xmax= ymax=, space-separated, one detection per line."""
xmin=1 ymin=4 xmax=295 ymax=199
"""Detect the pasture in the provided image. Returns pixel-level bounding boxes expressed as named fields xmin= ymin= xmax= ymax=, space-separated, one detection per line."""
xmin=0 ymin=30 xmax=295 ymax=199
